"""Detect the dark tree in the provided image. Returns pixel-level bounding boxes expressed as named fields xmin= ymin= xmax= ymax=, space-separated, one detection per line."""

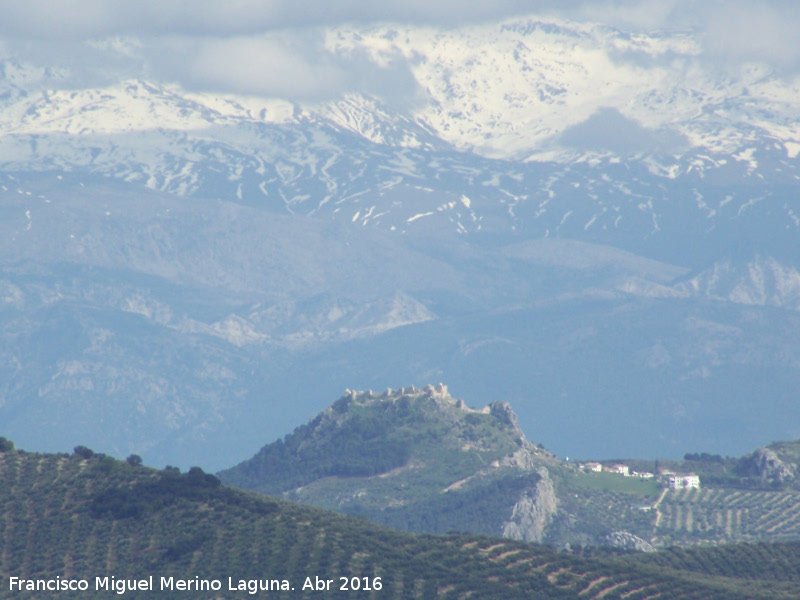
xmin=126 ymin=454 xmax=143 ymax=467
xmin=74 ymin=446 xmax=95 ymax=459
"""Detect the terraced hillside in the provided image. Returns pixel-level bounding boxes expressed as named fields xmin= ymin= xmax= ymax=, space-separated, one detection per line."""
xmin=550 ymin=472 xmax=800 ymax=549
xmin=4 ymin=444 xmax=800 ymax=598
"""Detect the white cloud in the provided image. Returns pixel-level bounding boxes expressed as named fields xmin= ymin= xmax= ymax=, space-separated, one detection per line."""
xmin=578 ymin=0 xmax=690 ymax=31
xmin=0 ymin=1 xmax=554 ymax=38
xmin=2 ymin=0 xmax=800 ymax=104
xmin=150 ymin=34 xmax=350 ymax=100
xmin=2 ymin=0 xmax=798 ymax=47
xmin=705 ymin=2 xmax=800 ymax=69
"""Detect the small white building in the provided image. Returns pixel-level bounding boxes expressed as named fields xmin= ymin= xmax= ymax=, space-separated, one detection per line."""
xmin=632 ymin=471 xmax=654 ymax=479
xmin=583 ymin=462 xmax=602 ymax=472
xmin=611 ymin=464 xmax=630 ymax=476
xmin=683 ymin=474 xmax=700 ymax=488
xmin=667 ymin=473 xmax=700 ymax=489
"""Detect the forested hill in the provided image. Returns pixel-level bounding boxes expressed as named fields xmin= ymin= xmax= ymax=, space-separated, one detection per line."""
xmin=5 ymin=441 xmax=800 ymax=598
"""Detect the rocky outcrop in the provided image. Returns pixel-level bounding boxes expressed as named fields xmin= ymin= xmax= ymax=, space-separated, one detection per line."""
xmin=501 ymin=467 xmax=558 ymax=543
xmin=738 ymin=447 xmax=796 ymax=485
xmin=489 ymin=401 xmax=523 ymax=437
xmin=496 ymin=447 xmax=539 ymax=471
xmin=604 ymin=531 xmax=655 ymax=553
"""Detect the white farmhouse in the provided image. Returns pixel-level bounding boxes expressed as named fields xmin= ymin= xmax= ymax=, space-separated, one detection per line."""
xmin=667 ymin=473 xmax=700 ymax=489
xmin=611 ymin=464 xmax=630 ymax=476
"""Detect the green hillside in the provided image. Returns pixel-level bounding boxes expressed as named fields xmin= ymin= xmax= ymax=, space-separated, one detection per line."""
xmin=219 ymin=387 xmax=800 ymax=550
xmin=4 ymin=442 xmax=800 ymax=599
xmin=219 ymin=385 xmax=558 ymax=538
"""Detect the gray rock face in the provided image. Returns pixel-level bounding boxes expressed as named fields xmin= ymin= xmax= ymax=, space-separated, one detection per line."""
xmin=490 ymin=401 xmax=524 ymax=437
xmin=502 ymin=467 xmax=558 ymax=543
xmin=604 ymin=531 xmax=655 ymax=553
xmin=742 ymin=448 xmax=796 ymax=485
xmin=496 ymin=446 xmax=538 ymax=471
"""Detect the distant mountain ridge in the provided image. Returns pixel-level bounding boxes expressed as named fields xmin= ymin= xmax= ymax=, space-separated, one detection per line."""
xmin=3 ymin=171 xmax=800 ymax=470
xmin=674 ymin=255 xmax=800 ymax=310
xmin=2 ymin=14 xmax=800 ymax=471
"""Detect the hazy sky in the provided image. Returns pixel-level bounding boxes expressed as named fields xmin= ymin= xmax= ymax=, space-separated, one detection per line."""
xmin=1 ymin=0 xmax=799 ymax=101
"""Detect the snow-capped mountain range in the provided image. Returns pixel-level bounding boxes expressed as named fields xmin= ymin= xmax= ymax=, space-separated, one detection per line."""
xmin=1 ymin=15 xmax=800 ymax=470
xmin=1 ymin=16 xmax=799 ymax=262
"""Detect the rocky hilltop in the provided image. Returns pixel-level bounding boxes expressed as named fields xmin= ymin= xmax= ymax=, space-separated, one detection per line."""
xmin=737 ymin=443 xmax=799 ymax=487
xmin=219 ymin=384 xmax=559 ymax=540
xmin=221 ymin=386 xmax=800 ymax=550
